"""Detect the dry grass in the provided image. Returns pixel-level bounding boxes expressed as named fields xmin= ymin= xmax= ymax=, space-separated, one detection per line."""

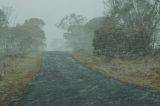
xmin=0 ymin=52 xmax=42 ymax=106
xmin=73 ymin=51 xmax=160 ymax=90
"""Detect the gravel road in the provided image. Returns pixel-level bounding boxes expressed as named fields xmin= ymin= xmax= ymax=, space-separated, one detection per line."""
xmin=17 ymin=51 xmax=160 ymax=106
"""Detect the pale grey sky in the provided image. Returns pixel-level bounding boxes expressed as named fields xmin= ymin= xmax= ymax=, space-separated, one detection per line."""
xmin=1 ymin=0 xmax=104 ymax=51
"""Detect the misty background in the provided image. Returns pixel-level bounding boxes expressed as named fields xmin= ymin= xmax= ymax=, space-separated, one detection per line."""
xmin=0 ymin=0 xmax=104 ymax=51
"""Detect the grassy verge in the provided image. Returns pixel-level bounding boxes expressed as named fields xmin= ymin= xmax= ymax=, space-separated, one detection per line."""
xmin=0 ymin=52 xmax=42 ymax=106
xmin=73 ymin=51 xmax=160 ymax=90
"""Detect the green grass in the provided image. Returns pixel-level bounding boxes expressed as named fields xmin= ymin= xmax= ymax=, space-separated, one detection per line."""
xmin=73 ymin=51 xmax=160 ymax=90
xmin=0 ymin=52 xmax=42 ymax=106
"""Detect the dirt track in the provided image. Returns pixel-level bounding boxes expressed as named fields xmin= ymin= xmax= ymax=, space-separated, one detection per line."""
xmin=17 ymin=51 xmax=160 ymax=106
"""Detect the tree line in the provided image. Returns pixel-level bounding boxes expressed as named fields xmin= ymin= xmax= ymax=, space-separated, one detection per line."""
xmin=58 ymin=0 xmax=160 ymax=58
xmin=0 ymin=8 xmax=46 ymax=58
xmin=94 ymin=0 xmax=160 ymax=57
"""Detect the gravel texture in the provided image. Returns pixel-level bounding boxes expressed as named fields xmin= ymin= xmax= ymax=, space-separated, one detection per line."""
xmin=17 ymin=51 xmax=160 ymax=106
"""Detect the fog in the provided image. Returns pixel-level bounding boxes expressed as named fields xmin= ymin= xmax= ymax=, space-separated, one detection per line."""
xmin=1 ymin=1 xmax=160 ymax=105
xmin=0 ymin=0 xmax=104 ymax=51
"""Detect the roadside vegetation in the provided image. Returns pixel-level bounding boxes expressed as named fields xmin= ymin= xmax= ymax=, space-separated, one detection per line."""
xmin=73 ymin=51 xmax=160 ymax=90
xmin=58 ymin=0 xmax=160 ymax=90
xmin=0 ymin=8 xmax=46 ymax=105
xmin=0 ymin=52 xmax=42 ymax=106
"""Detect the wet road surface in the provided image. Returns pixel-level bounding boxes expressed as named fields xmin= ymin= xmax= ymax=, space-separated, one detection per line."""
xmin=17 ymin=51 xmax=160 ymax=106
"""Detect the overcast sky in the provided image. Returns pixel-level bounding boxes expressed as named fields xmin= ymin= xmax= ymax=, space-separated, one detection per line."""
xmin=0 ymin=0 xmax=104 ymax=51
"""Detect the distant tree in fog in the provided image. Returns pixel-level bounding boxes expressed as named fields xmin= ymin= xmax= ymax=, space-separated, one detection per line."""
xmin=57 ymin=13 xmax=89 ymax=51
xmin=56 ymin=13 xmax=87 ymax=30
xmin=0 ymin=9 xmax=46 ymax=57
xmin=0 ymin=9 xmax=7 ymax=28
